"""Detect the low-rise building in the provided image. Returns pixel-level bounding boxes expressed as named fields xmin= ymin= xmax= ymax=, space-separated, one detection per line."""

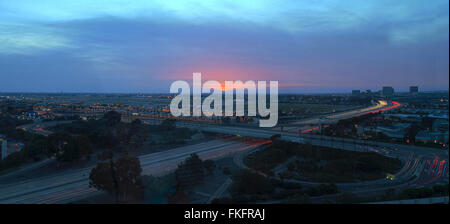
xmin=432 ymin=119 xmax=449 ymax=132
xmin=409 ymin=86 xmax=419 ymax=94
xmin=415 ymin=130 xmax=449 ymax=144
xmin=382 ymin=86 xmax=394 ymax=96
xmin=376 ymin=125 xmax=407 ymax=139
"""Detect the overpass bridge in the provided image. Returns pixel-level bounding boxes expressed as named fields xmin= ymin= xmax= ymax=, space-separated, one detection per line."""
xmin=184 ymin=123 xmax=447 ymax=158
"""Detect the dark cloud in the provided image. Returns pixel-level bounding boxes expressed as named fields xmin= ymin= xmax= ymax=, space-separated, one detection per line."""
xmin=1 ymin=11 xmax=448 ymax=93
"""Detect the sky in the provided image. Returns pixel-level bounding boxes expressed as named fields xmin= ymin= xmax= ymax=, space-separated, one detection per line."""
xmin=0 ymin=0 xmax=448 ymax=93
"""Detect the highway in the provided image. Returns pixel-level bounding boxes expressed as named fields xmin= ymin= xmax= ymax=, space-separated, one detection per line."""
xmin=19 ymin=118 xmax=447 ymax=159
xmin=193 ymin=123 xmax=447 ymax=193
xmin=290 ymin=100 xmax=387 ymax=125
xmin=0 ymin=138 xmax=266 ymax=204
xmin=191 ymin=123 xmax=447 ymax=157
xmin=3 ymin=99 xmax=447 ymax=204
xmin=277 ymin=101 xmax=401 ymax=133
xmin=16 ymin=120 xmax=74 ymax=136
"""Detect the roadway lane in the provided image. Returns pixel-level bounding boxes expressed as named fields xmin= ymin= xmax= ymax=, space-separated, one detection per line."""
xmin=16 ymin=120 xmax=74 ymax=136
xmin=289 ymin=101 xmax=386 ymax=126
xmin=276 ymin=101 xmax=401 ymax=133
xmin=187 ymin=123 xmax=447 ymax=159
xmin=0 ymin=138 xmax=266 ymax=204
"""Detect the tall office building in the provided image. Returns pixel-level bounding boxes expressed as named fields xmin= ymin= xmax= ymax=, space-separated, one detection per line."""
xmin=410 ymin=86 xmax=419 ymax=94
xmin=382 ymin=86 xmax=394 ymax=96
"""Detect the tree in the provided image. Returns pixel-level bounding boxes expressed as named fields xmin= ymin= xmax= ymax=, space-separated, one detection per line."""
xmin=74 ymin=135 xmax=92 ymax=159
xmin=404 ymin=123 xmax=420 ymax=143
xmin=131 ymin=119 xmax=142 ymax=130
xmin=89 ymin=154 xmax=144 ymax=203
xmin=160 ymin=119 xmax=176 ymax=131
xmin=167 ymin=185 xmax=189 ymax=204
xmin=175 ymin=153 xmax=205 ymax=189
xmin=115 ymin=123 xmax=131 ymax=144
xmin=46 ymin=132 xmax=74 ymax=160
xmin=128 ymin=119 xmax=141 ymax=141
xmin=128 ymin=119 xmax=147 ymax=150
xmin=24 ymin=135 xmax=49 ymax=160
xmin=203 ymin=160 xmax=216 ymax=175
xmin=142 ymin=175 xmax=174 ymax=203
xmin=59 ymin=142 xmax=80 ymax=162
xmin=46 ymin=132 xmax=93 ymax=162
xmin=102 ymin=111 xmax=122 ymax=126
xmin=230 ymin=170 xmax=274 ymax=195
xmin=97 ymin=129 xmax=120 ymax=149
xmin=420 ymin=117 xmax=434 ymax=130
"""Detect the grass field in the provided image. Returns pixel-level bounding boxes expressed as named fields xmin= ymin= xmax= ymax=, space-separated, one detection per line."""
xmin=245 ymin=141 xmax=401 ymax=183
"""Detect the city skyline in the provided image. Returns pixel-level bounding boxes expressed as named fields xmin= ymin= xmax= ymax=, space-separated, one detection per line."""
xmin=0 ymin=0 xmax=449 ymax=93
xmin=0 ymin=83 xmax=446 ymax=95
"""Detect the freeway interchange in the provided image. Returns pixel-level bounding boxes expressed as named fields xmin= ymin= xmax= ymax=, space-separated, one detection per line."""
xmin=1 ymin=100 xmax=448 ymax=204
xmin=197 ymin=123 xmax=448 ymax=185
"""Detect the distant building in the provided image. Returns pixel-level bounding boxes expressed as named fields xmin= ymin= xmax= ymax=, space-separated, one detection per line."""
xmin=409 ymin=86 xmax=419 ymax=94
xmin=352 ymin=90 xmax=361 ymax=95
xmin=432 ymin=119 xmax=449 ymax=132
xmin=24 ymin=111 xmax=38 ymax=120
xmin=376 ymin=124 xmax=410 ymax=140
xmin=384 ymin=114 xmax=421 ymax=123
xmin=382 ymin=86 xmax=394 ymax=96
xmin=415 ymin=130 xmax=449 ymax=144
xmin=6 ymin=104 xmax=33 ymax=115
